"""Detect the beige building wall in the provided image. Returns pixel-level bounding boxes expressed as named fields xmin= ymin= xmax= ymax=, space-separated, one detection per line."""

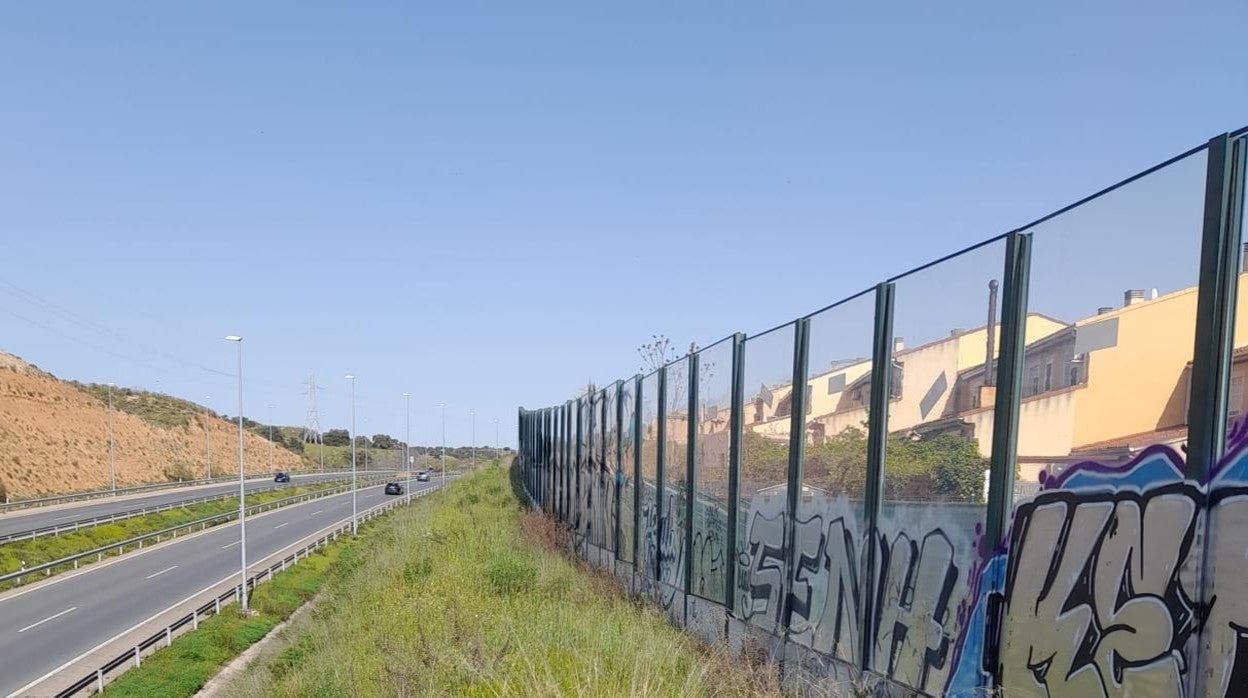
xmin=1070 ymin=287 xmax=1197 ymax=447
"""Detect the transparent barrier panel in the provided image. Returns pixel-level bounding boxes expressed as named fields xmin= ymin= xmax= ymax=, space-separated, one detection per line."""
xmin=735 ymin=323 xmax=796 ymax=633
xmin=879 ymin=240 xmax=1002 ymax=693
xmin=589 ymin=389 xmax=604 ymax=549
xmin=603 ymin=386 xmax=618 ymax=552
xmin=662 ymin=357 xmax=690 ymax=591
xmin=691 ymin=339 xmax=733 ymax=603
xmin=789 ymin=293 xmax=875 ymax=662
xmin=619 ymin=380 xmax=637 ymax=563
xmin=640 ymin=371 xmax=660 ymax=581
xmin=1018 ymin=149 xmax=1206 ymax=497
xmin=999 ymin=149 xmax=1212 ymax=697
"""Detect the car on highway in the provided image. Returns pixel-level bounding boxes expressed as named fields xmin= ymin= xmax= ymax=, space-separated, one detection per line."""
xmin=274 ymin=471 xmax=290 ymax=483
xmin=416 ymin=470 xmax=430 ymax=482
xmin=385 ymin=482 xmax=404 ymax=495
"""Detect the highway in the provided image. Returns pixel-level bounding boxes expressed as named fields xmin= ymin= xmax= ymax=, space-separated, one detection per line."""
xmin=0 ymin=471 xmax=391 ymax=540
xmin=0 ymin=478 xmax=434 ymax=697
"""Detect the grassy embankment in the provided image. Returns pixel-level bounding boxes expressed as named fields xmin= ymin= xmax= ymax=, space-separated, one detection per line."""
xmin=104 ymin=465 xmax=778 ymax=697
xmin=0 ymin=480 xmax=350 ymax=580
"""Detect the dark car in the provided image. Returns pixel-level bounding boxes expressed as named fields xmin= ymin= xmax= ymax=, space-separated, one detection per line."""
xmin=416 ymin=470 xmax=430 ymax=482
xmin=385 ymin=482 xmax=404 ymax=495
xmin=274 ymin=472 xmax=290 ymax=483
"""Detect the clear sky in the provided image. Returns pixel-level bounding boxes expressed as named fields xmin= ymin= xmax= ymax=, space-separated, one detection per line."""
xmin=1 ymin=2 xmax=1246 ymax=448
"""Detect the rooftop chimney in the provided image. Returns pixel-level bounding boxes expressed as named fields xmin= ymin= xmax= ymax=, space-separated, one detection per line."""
xmin=893 ymin=337 xmax=905 ymax=354
xmin=985 ymin=280 xmax=999 ymax=386
xmin=1124 ymin=289 xmax=1145 ymax=307
xmin=1097 ymin=306 xmax=1115 ymax=315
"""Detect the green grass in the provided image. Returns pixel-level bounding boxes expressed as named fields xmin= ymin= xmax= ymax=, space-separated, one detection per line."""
xmin=299 ymin=442 xmax=484 ymax=473
xmin=0 ymin=481 xmax=349 ymax=580
xmin=211 ymin=466 xmax=780 ymax=697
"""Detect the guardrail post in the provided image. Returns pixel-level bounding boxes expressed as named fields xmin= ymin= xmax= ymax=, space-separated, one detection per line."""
xmin=134 ymin=646 xmax=141 ymax=668
xmin=97 ymin=668 xmax=105 ymax=692
xmin=193 ymin=609 xmax=199 ymax=630
xmin=166 ymin=626 xmax=172 ymax=647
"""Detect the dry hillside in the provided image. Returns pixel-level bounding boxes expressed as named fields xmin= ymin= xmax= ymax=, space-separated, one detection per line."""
xmin=0 ymin=351 xmax=303 ymax=499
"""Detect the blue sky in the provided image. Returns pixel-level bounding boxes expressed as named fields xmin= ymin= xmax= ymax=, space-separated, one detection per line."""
xmin=1 ymin=2 xmax=1246 ymax=447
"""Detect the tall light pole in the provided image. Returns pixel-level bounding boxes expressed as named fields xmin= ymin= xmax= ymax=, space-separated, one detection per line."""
xmin=403 ymin=392 xmax=411 ymax=503
xmin=107 ymin=383 xmax=116 ymax=492
xmin=225 ymin=335 xmax=248 ymax=612
xmin=267 ymin=404 xmax=276 ymax=473
xmin=205 ymin=395 xmax=212 ymax=480
xmin=471 ymin=410 xmax=476 ymax=470
xmin=440 ymin=402 xmax=446 ymax=485
xmin=494 ymin=418 xmax=499 ymax=465
xmin=346 ymin=374 xmax=358 ymax=535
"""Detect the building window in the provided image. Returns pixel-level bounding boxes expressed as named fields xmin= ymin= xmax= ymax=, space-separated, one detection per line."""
xmin=1029 ymin=367 xmax=1039 ymax=396
xmin=1044 ymin=362 xmax=1053 ymax=392
xmin=1069 ymin=366 xmax=1079 ymax=386
xmin=1231 ymin=376 xmax=1244 ymax=420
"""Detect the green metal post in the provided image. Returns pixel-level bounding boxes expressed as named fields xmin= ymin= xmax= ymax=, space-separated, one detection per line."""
xmin=1188 ymin=133 xmax=1246 ymax=478
xmin=781 ymin=318 xmax=810 ymax=632
xmin=860 ymin=282 xmax=895 ymax=670
xmin=724 ymin=333 xmax=745 ymax=613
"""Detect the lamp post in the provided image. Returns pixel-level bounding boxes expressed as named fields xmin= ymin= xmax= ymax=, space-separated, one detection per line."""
xmin=225 ymin=335 xmax=248 ymax=612
xmin=471 ymin=410 xmax=476 ymax=470
xmin=205 ymin=395 xmax=212 ymax=480
xmin=346 ymin=374 xmax=357 ymax=535
xmin=440 ymin=402 xmax=446 ymax=485
xmin=403 ymin=392 xmax=411 ymax=503
xmin=267 ymin=405 xmax=275 ymax=473
xmin=107 ymin=383 xmax=116 ymax=492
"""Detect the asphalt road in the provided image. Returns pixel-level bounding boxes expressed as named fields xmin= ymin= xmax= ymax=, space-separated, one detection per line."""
xmin=0 ymin=471 xmax=394 ymax=540
xmin=0 ymin=478 xmax=437 ymax=697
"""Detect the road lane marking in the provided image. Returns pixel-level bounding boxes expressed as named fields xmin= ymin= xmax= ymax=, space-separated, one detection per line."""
xmin=18 ymin=607 xmax=77 ymax=633
xmin=145 ymin=565 xmax=178 ymax=580
xmin=273 ymin=522 xmax=289 ymax=529
xmin=221 ymin=540 xmax=240 ymax=549
xmin=310 ymin=509 xmax=324 ymax=516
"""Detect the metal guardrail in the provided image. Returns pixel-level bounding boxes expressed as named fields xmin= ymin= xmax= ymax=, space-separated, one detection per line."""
xmin=55 ymin=484 xmax=443 ymax=697
xmin=0 ymin=469 xmax=393 ymax=515
xmin=0 ymin=477 xmax=390 ymax=588
xmin=0 ymin=473 xmax=388 ymax=544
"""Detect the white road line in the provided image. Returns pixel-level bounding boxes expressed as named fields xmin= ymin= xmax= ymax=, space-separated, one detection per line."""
xmin=221 ymin=540 xmax=240 ymax=549
xmin=52 ymin=514 xmax=86 ymax=522
xmin=17 ymin=607 xmax=77 ymax=633
xmin=273 ymin=522 xmax=289 ymax=529
xmin=310 ymin=509 xmax=324 ymax=516
xmin=145 ymin=565 xmax=178 ymax=580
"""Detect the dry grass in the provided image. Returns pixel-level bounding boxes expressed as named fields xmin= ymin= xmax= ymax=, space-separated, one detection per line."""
xmin=0 ymin=351 xmax=301 ymax=498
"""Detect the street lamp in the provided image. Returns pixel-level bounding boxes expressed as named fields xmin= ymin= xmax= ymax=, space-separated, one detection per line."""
xmin=494 ymin=418 xmax=499 ymax=465
xmin=440 ymin=402 xmax=446 ymax=485
xmin=471 ymin=410 xmax=476 ymax=470
xmin=267 ymin=404 xmax=276 ymax=473
xmin=346 ymin=374 xmax=357 ymax=535
xmin=107 ymin=383 xmax=116 ymax=492
xmin=403 ymin=392 xmax=411 ymax=503
xmin=225 ymin=335 xmax=248 ymax=612
xmin=205 ymin=395 xmax=212 ymax=480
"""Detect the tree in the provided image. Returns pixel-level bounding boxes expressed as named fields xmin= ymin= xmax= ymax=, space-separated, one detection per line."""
xmin=371 ymin=433 xmax=398 ymax=449
xmin=323 ymin=429 xmax=350 ymax=447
